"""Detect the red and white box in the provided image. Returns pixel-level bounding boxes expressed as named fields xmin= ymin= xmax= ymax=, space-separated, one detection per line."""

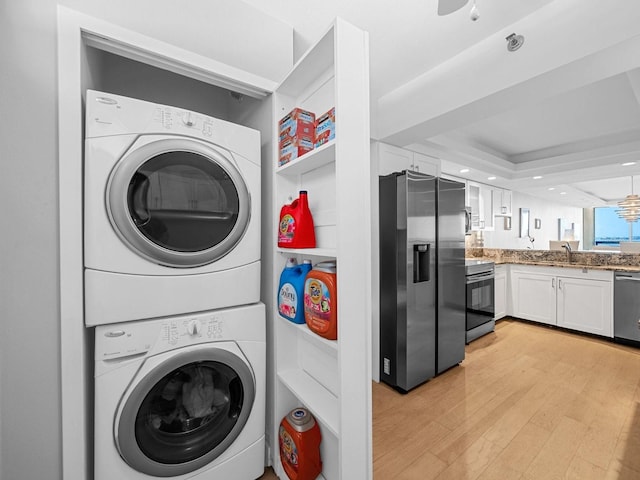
xmin=279 ymin=136 xmax=314 ymax=166
xmin=279 ymin=108 xmax=315 ymax=144
xmin=314 ymin=107 xmax=335 ymax=147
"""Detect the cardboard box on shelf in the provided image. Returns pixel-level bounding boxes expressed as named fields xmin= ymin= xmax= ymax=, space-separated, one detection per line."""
xmin=314 ymin=107 xmax=335 ymax=147
xmin=279 ymin=136 xmax=314 ymax=166
xmin=279 ymin=108 xmax=316 ymax=144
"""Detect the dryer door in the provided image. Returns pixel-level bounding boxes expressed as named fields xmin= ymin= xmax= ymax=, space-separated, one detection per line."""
xmin=115 ymin=344 xmax=256 ymax=477
xmin=107 ymin=137 xmax=251 ymax=267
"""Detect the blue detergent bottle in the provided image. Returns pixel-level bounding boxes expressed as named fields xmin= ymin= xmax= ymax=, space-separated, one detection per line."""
xmin=278 ymin=258 xmax=313 ymax=324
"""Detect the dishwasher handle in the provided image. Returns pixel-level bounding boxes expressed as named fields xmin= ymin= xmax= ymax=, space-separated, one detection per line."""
xmin=615 ymin=274 xmax=640 ymax=282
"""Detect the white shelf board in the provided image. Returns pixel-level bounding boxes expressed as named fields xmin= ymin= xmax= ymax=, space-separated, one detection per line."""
xmin=278 ymin=368 xmax=340 ymax=437
xmin=276 ymin=140 xmax=336 ymax=176
xmin=276 ymin=246 xmax=337 ymax=257
xmin=277 ymin=26 xmax=334 ymax=98
xmin=278 ymin=314 xmax=338 ymax=355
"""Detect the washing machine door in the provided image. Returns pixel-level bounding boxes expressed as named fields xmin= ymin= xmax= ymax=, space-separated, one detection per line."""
xmin=115 ymin=344 xmax=256 ymax=477
xmin=107 ymin=137 xmax=251 ymax=267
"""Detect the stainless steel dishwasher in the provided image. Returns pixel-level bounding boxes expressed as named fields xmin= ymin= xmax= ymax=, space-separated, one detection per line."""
xmin=614 ymin=271 xmax=640 ymax=344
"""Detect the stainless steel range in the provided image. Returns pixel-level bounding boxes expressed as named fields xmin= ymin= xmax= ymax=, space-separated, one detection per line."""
xmin=465 ymin=259 xmax=495 ymax=343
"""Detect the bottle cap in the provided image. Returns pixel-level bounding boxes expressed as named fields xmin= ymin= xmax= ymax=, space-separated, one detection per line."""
xmin=285 ymin=258 xmax=297 ymax=268
xmin=286 ymin=408 xmax=316 ymax=432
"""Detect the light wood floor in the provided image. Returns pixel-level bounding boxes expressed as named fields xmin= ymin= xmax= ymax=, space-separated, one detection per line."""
xmin=373 ymin=319 xmax=640 ymax=479
xmin=261 ymin=318 xmax=640 ymax=479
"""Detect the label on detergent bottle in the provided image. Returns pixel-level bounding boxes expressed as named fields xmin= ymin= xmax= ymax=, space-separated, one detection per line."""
xmin=279 ymin=214 xmax=295 ymax=244
xmin=304 ymin=278 xmax=332 ymax=330
xmin=279 ymin=425 xmax=299 ymax=473
xmin=278 ymin=283 xmax=298 ymax=320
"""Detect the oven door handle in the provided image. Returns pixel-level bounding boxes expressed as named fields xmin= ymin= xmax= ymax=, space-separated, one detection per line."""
xmin=466 ymin=272 xmax=495 ymax=284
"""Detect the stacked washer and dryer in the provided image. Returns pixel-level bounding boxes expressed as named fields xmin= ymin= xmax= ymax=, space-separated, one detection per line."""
xmin=84 ymin=90 xmax=266 ymax=480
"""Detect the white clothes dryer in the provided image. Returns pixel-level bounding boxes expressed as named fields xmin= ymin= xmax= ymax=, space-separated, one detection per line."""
xmin=94 ymin=303 xmax=266 ymax=480
xmin=84 ymin=90 xmax=261 ymax=325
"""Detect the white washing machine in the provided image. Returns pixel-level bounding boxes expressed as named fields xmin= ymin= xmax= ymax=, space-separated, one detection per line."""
xmin=84 ymin=90 xmax=261 ymax=325
xmin=94 ymin=303 xmax=266 ymax=480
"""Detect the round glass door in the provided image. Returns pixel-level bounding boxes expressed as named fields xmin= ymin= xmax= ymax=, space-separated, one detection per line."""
xmin=116 ymin=348 xmax=255 ymax=477
xmin=107 ymin=138 xmax=251 ymax=267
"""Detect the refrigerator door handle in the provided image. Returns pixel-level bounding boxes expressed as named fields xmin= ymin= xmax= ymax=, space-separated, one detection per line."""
xmin=413 ymin=243 xmax=431 ymax=283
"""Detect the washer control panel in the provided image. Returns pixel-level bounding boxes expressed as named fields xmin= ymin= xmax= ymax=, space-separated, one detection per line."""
xmin=95 ymin=312 xmax=225 ymax=361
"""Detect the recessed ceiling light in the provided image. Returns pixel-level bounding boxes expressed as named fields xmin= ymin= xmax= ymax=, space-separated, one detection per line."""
xmin=487 ymin=176 xmax=496 ymax=180
xmin=548 ymin=187 xmax=555 ymax=191
xmin=460 ymin=168 xmax=470 ymax=173
xmin=560 ymin=192 xmax=567 ymax=195
xmin=533 ymin=176 xmax=543 ymax=180
xmin=622 ymin=162 xmax=636 ymax=166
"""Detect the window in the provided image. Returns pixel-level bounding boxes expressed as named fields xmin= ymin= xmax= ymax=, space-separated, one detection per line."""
xmin=593 ymin=206 xmax=637 ymax=245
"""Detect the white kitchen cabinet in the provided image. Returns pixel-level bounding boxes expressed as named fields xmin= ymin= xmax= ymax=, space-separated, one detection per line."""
xmin=556 ymin=276 xmax=612 ymax=337
xmin=494 ymin=264 xmax=508 ymax=320
xmin=466 ymin=181 xmax=494 ymax=231
xmin=511 ymin=269 xmax=557 ymax=325
xmin=510 ymin=265 xmax=613 ymax=336
xmin=492 ymin=188 xmax=512 ymax=217
xmin=271 ymin=19 xmax=371 ymax=480
xmin=377 ymin=142 xmax=439 ymax=176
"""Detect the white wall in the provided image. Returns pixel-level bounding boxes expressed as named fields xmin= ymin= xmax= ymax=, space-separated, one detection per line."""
xmin=0 ymin=1 xmax=61 ymax=479
xmin=478 ymin=191 xmax=583 ymax=250
xmin=59 ymin=0 xmax=293 ymax=83
xmin=0 ymin=1 xmax=290 ymax=479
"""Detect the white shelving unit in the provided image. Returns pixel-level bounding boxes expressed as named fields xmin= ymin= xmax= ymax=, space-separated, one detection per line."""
xmin=270 ymin=18 xmax=372 ymax=480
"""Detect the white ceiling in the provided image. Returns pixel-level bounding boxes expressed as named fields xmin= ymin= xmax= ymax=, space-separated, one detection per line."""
xmin=241 ymin=0 xmax=640 ymax=208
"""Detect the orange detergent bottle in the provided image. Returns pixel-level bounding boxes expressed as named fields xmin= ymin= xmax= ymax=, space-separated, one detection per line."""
xmin=278 ymin=191 xmax=316 ymax=248
xmin=304 ymin=261 xmax=337 ymax=340
xmin=279 ymin=408 xmax=322 ymax=480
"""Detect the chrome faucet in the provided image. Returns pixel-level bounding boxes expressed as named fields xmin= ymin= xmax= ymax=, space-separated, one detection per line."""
xmin=561 ymin=242 xmax=573 ymax=262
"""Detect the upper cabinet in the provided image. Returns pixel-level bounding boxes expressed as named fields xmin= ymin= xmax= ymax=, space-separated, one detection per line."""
xmin=466 ymin=181 xmax=494 ymax=231
xmin=377 ymin=142 xmax=439 ymax=177
xmin=492 ymin=187 xmax=513 ymax=217
xmin=271 ymin=19 xmax=372 ymax=480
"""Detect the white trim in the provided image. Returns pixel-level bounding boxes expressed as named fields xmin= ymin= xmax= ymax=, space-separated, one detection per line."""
xmin=57 ymin=6 xmax=280 ymax=480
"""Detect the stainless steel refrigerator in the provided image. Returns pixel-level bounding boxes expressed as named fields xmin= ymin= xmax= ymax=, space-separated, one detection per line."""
xmin=379 ymin=171 xmax=466 ymax=392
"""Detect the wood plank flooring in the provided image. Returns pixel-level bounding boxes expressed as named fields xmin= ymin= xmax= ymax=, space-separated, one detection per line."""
xmin=261 ymin=318 xmax=640 ymax=479
xmin=373 ymin=319 xmax=640 ymax=479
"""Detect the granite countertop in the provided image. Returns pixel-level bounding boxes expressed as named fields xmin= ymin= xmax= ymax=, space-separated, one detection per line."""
xmin=466 ymin=248 xmax=640 ymax=272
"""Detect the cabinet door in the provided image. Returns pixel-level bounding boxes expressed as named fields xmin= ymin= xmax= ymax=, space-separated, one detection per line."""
xmin=378 ymin=143 xmax=411 ymax=175
xmin=557 ymin=276 xmax=613 ymax=337
xmin=480 ymin=185 xmax=494 ymax=230
xmin=494 ymin=269 xmax=507 ymax=320
xmin=511 ymin=271 xmax=556 ymax=325
xmin=411 ymin=152 xmax=439 ymax=176
xmin=492 ymin=188 xmax=512 ymax=217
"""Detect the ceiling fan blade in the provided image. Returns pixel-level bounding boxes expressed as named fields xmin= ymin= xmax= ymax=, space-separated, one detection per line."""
xmin=438 ymin=0 xmax=470 ymax=16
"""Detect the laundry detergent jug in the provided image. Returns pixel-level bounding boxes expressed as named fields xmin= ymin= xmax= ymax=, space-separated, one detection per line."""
xmin=304 ymin=261 xmax=337 ymax=340
xmin=279 ymin=408 xmax=322 ymax=480
xmin=278 ymin=191 xmax=316 ymax=248
xmin=278 ymin=258 xmax=312 ymax=324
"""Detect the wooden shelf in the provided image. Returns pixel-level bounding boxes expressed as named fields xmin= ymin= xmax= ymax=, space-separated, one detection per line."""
xmin=278 ymin=368 xmax=339 ymax=437
xmin=276 ymin=140 xmax=335 ymax=176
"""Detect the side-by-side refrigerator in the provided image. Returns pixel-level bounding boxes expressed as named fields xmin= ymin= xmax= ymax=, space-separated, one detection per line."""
xmin=379 ymin=171 xmax=466 ymax=392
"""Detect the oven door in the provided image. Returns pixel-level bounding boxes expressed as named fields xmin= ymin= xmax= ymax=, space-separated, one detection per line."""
xmin=466 ymin=272 xmax=495 ymax=330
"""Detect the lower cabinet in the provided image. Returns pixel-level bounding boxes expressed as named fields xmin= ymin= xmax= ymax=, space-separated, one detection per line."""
xmin=510 ymin=265 xmax=613 ymax=337
xmin=556 ymin=276 xmax=613 ymax=337
xmin=494 ymin=265 xmax=508 ymax=320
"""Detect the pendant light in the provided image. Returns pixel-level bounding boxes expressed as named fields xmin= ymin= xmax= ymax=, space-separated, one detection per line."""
xmin=617 ymin=176 xmax=640 ymax=222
